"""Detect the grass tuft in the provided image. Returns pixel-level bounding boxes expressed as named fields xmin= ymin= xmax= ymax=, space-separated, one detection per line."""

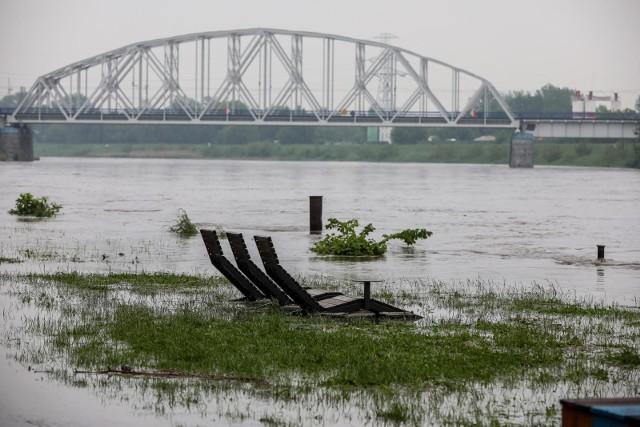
xmin=606 ymin=346 xmax=640 ymax=367
xmin=375 ymin=401 xmax=418 ymax=424
xmin=168 ymin=209 xmax=198 ymax=236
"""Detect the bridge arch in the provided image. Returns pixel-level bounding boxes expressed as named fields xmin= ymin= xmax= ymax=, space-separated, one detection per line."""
xmin=12 ymin=28 xmax=517 ymax=128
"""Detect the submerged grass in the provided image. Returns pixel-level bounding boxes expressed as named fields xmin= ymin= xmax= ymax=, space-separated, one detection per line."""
xmin=168 ymin=209 xmax=198 ymax=237
xmin=73 ymin=306 xmax=567 ymax=390
xmin=29 ymin=271 xmax=226 ymax=293
xmin=3 ymin=272 xmax=640 ymax=426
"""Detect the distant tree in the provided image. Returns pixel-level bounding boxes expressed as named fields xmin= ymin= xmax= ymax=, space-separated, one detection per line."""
xmin=634 ymin=95 xmax=640 ymax=143
xmin=217 ymin=126 xmax=259 ymax=145
xmin=0 ymin=87 xmax=27 ymax=107
xmin=390 ymin=127 xmax=428 ymax=144
xmin=633 ymin=95 xmax=640 ymax=167
xmin=169 ymin=95 xmax=200 ymax=112
xmin=226 ymin=99 xmax=250 ymax=114
xmin=60 ymin=93 xmax=89 ymax=110
xmin=451 ymin=128 xmax=482 ymax=141
xmin=316 ymin=126 xmax=366 ymax=144
xmin=257 ymin=125 xmax=279 ymax=142
xmin=505 ymin=90 xmax=543 ymax=114
xmin=536 ymin=84 xmax=575 ymax=113
xmin=275 ymin=126 xmax=317 ymax=144
xmin=41 ymin=124 xmax=70 ymax=144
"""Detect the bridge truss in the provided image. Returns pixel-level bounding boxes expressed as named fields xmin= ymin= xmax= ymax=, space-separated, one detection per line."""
xmin=12 ymin=28 xmax=517 ymax=128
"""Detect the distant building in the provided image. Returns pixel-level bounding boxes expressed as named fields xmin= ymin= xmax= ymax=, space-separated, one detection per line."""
xmin=572 ymin=91 xmax=621 ymax=118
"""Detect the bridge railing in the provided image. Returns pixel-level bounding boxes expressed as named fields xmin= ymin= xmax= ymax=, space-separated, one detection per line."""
xmin=11 ymin=107 xmax=517 ymax=127
xmin=516 ymin=112 xmax=640 ymax=121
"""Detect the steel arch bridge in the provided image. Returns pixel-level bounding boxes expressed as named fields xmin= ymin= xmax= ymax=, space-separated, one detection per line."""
xmin=11 ymin=28 xmax=517 ymax=128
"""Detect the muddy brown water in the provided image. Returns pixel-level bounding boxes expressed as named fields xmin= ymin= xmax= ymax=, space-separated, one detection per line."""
xmin=1 ymin=157 xmax=639 ymax=425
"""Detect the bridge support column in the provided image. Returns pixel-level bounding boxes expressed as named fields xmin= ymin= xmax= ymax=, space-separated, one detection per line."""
xmin=509 ymin=133 xmax=534 ymax=168
xmin=0 ymin=123 xmax=34 ymax=162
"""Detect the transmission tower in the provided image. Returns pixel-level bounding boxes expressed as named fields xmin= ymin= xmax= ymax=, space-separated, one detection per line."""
xmin=373 ymin=33 xmax=400 ymax=143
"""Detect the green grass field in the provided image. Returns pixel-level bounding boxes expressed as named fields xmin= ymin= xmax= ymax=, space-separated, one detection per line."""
xmin=3 ymin=271 xmax=639 ymax=425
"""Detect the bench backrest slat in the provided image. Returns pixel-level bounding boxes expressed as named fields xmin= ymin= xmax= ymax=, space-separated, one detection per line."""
xmin=227 ymin=232 xmax=292 ymax=306
xmin=200 ymin=229 xmax=264 ymax=300
xmin=254 ymin=235 xmax=323 ymax=312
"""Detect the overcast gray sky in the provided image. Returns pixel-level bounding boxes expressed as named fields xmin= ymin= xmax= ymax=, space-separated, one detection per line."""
xmin=2 ymin=0 xmax=639 ymax=109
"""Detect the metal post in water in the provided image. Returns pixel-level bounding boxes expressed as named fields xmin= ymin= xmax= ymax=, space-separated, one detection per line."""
xmin=309 ymin=196 xmax=323 ymax=234
xmin=597 ymin=245 xmax=605 ymax=260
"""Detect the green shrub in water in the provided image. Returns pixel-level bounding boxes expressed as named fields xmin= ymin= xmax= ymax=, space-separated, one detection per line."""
xmin=169 ymin=209 xmax=198 ymax=236
xmin=8 ymin=193 xmax=62 ymax=217
xmin=311 ymin=218 xmax=432 ymax=256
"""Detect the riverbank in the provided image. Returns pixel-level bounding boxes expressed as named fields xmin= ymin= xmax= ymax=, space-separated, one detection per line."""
xmin=2 ymin=271 xmax=638 ymax=426
xmin=33 ymin=140 xmax=638 ymax=168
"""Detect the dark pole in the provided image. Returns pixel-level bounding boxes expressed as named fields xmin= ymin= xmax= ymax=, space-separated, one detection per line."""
xmin=309 ymin=196 xmax=323 ymax=234
xmin=597 ymin=245 xmax=605 ymax=260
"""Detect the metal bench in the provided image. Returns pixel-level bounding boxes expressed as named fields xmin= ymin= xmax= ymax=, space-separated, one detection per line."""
xmin=226 ymin=232 xmax=293 ymax=306
xmin=253 ymin=235 xmax=422 ymax=320
xmin=227 ymin=232 xmax=343 ymax=305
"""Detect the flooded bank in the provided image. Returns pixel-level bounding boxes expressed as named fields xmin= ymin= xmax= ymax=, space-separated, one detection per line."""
xmin=1 ymin=158 xmax=639 ymax=425
xmin=2 ymin=272 xmax=638 ymax=426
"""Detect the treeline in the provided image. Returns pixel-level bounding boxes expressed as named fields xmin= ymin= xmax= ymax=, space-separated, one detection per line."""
xmin=1 ymin=90 xmax=367 ymax=145
xmin=29 ymin=122 xmax=515 ymax=146
xmin=32 ymin=140 xmax=639 ymax=169
xmin=29 ymin=123 xmax=367 ymax=146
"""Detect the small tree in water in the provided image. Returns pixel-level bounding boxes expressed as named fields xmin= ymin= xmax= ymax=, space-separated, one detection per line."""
xmin=9 ymin=193 xmax=62 ymax=218
xmin=311 ymin=218 xmax=432 ymax=256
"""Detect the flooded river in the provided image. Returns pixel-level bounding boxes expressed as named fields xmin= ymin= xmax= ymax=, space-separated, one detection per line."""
xmin=1 ymin=157 xmax=639 ymax=425
xmin=1 ymin=157 xmax=638 ymax=301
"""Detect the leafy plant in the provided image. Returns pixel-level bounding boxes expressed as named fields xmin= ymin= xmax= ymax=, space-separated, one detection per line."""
xmin=311 ymin=218 xmax=385 ymax=256
xmin=8 ymin=192 xmax=62 ymax=217
xmin=168 ymin=209 xmax=198 ymax=236
xmin=310 ymin=218 xmax=432 ymax=256
xmin=383 ymin=228 xmax=433 ymax=245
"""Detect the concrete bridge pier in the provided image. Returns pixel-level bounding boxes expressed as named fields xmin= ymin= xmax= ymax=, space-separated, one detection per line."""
xmin=0 ymin=117 xmax=34 ymax=162
xmin=509 ymin=132 xmax=534 ymax=168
